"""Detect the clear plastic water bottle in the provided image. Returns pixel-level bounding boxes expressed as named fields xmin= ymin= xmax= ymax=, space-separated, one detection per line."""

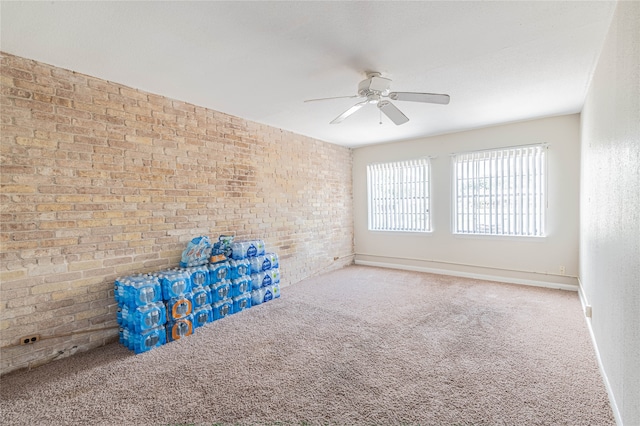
xmin=249 ymin=255 xmax=271 ymax=272
xmin=158 ymin=270 xmax=192 ymax=300
xmin=231 ymin=277 xmax=251 ymax=298
xmin=167 ymin=316 xmax=193 ymax=342
xmin=231 ymin=240 xmax=264 ymax=259
xmin=251 ymin=288 xmax=265 ymax=306
xmin=213 ymin=299 xmax=232 ymax=320
xmin=119 ymin=304 xmax=131 ymax=328
xmin=261 ymin=271 xmax=272 ymax=288
xmin=262 ymin=287 xmax=274 ymax=303
xmin=193 ymin=305 xmax=213 ymax=329
xmin=228 ymin=258 xmax=251 ymax=280
xmin=232 ymin=293 xmax=251 ymax=314
xmin=191 ymin=286 xmax=211 ymax=309
xmin=121 ymin=327 xmax=131 ymax=350
xmin=211 ymin=280 xmax=231 ymax=303
xmin=230 ymin=241 xmax=249 ymax=259
xmin=268 ymin=268 xmax=280 ymax=284
xmin=132 ymin=301 xmax=167 ymax=332
xmin=208 ymin=261 xmax=230 ymax=284
xmin=266 ymin=252 xmax=279 ymax=269
xmin=131 ymin=326 xmax=166 ymax=354
xmin=249 ymin=272 xmax=262 ymax=291
xmin=271 ymin=284 xmax=281 ymax=299
xmin=128 ymin=278 xmax=162 ymax=308
xmin=248 ymin=256 xmax=260 ymax=274
xmin=166 ymin=293 xmax=193 ymax=321
xmin=254 ymin=240 xmax=266 ymax=256
xmin=250 ymin=271 xmax=272 ymax=289
xmin=115 ymin=274 xmax=160 ymax=308
xmin=186 ymin=266 xmax=209 ymax=287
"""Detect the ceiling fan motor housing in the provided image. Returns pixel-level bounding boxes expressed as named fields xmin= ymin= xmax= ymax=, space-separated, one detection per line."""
xmin=358 ymin=75 xmax=391 ymax=97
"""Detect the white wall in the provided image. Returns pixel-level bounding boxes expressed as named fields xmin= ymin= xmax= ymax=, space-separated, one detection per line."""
xmin=353 ymin=114 xmax=581 ymax=288
xmin=580 ymin=1 xmax=640 ymax=425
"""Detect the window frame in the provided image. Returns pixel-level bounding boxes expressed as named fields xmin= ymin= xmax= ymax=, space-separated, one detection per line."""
xmin=451 ymin=144 xmax=547 ymax=237
xmin=367 ymin=158 xmax=432 ymax=233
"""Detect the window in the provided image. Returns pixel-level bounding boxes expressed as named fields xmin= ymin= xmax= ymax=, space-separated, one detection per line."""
xmin=367 ymin=158 xmax=431 ymax=232
xmin=453 ymin=144 xmax=546 ymax=236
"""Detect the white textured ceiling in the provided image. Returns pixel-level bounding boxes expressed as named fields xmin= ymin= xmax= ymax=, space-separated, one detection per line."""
xmin=1 ymin=1 xmax=617 ymax=148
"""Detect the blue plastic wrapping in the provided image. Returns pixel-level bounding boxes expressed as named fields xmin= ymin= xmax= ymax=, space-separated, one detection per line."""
xmin=230 ymin=277 xmax=251 ymax=298
xmin=208 ymin=261 xmax=230 ymax=285
xmin=232 ymin=293 xmax=252 ymax=314
xmin=213 ymin=299 xmax=233 ymax=320
xmin=191 ymin=286 xmax=211 ymax=310
xmin=210 ymin=280 xmax=231 ymax=303
xmin=180 ymin=236 xmax=212 ymax=268
xmin=167 ymin=315 xmax=194 ymax=342
xmin=166 ymin=293 xmax=193 ymax=321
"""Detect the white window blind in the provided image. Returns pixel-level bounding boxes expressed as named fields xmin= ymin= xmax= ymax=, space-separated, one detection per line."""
xmin=453 ymin=144 xmax=546 ymax=237
xmin=367 ymin=158 xmax=431 ymax=232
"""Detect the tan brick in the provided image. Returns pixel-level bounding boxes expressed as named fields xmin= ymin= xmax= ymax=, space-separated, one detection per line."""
xmin=76 ymin=219 xmax=111 ymax=228
xmin=13 ymin=78 xmax=56 ymax=95
xmin=69 ymin=277 xmax=104 ymax=290
xmin=35 ymin=203 xmax=74 ymax=212
xmin=92 ymin=211 xmax=124 ymax=219
xmin=0 ymin=184 xmax=37 ymax=194
xmin=67 ymin=260 xmax=104 ymax=272
xmin=16 ymin=137 xmax=58 ymax=148
xmin=50 ymin=287 xmax=88 ymax=301
xmin=1 ymin=66 xmax=33 ymax=81
xmin=115 ymin=262 xmax=145 ymax=274
xmin=124 ymin=134 xmax=152 ymax=145
xmin=0 ymin=240 xmax=39 ymax=251
xmin=30 ymin=281 xmax=71 ymax=295
xmin=112 ymin=232 xmax=141 ymax=242
xmin=123 ymin=195 xmax=151 ymax=203
xmin=55 ymin=195 xmax=92 ymax=203
xmin=74 ymin=307 xmax=109 ymax=321
xmin=0 ymin=269 xmax=26 ymax=282
xmin=109 ymin=218 xmax=139 ymax=226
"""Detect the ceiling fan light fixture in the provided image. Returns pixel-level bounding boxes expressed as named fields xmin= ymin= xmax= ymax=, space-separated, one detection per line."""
xmin=306 ymin=71 xmax=450 ymax=126
xmin=358 ymin=74 xmax=391 ymax=97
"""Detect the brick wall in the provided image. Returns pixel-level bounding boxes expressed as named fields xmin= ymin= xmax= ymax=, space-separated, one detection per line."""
xmin=0 ymin=52 xmax=354 ymax=375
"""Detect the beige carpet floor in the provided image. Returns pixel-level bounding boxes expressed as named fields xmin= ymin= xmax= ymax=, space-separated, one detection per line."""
xmin=0 ymin=265 xmax=614 ymax=425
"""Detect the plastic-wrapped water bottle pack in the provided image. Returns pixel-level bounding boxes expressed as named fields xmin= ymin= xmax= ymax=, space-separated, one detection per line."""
xmin=116 ymin=235 xmax=281 ymax=354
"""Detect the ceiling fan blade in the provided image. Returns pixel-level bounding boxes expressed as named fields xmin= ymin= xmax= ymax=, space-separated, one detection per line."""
xmin=378 ymin=101 xmax=409 ymax=125
xmin=388 ymin=92 xmax=450 ymax=105
xmin=304 ymin=95 xmax=360 ymax=103
xmin=330 ymin=100 xmax=368 ymax=124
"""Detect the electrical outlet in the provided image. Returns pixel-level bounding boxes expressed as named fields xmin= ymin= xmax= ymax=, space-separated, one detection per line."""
xmin=20 ymin=335 xmax=41 ymax=345
xmin=559 ymin=265 xmax=566 ymax=275
xmin=585 ymin=305 xmax=593 ymax=318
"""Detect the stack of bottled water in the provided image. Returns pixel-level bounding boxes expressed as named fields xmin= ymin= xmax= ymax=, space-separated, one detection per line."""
xmin=115 ymin=236 xmax=281 ymax=354
xmin=156 ymin=269 xmax=194 ymax=343
xmin=115 ymin=274 xmax=167 ymax=354
xmin=243 ymin=249 xmax=281 ymax=307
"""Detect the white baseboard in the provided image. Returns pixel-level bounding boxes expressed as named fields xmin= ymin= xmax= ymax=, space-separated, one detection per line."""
xmin=355 ymin=259 xmax=579 ymax=291
xmin=577 ymin=278 xmax=623 ymax=426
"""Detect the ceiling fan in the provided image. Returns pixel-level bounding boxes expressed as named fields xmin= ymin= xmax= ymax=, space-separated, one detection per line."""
xmin=304 ymin=72 xmax=450 ymax=125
